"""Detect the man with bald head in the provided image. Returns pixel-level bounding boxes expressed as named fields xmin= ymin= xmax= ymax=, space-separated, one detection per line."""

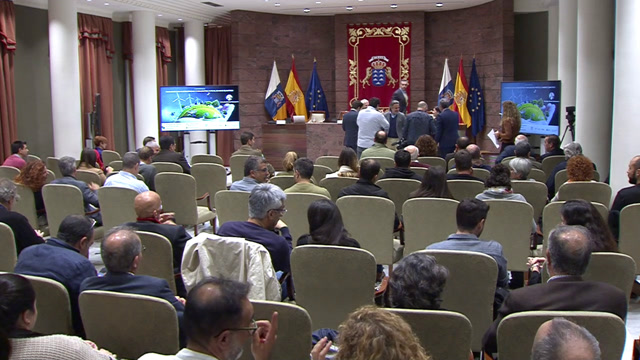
xmin=124 ymin=191 xmax=191 ymax=282
xmin=403 ymin=101 xmax=436 ymax=146
xmin=531 ymin=318 xmax=601 ymax=360
xmin=495 ymin=133 xmax=528 ymax=164
xmin=466 ymin=144 xmax=491 ymax=171
xmin=482 ymin=225 xmax=627 ymax=355
xmin=405 ymin=145 xmax=429 ymax=168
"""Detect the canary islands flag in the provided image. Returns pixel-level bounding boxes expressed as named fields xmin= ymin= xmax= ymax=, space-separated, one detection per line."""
xmin=305 ymin=59 xmax=329 ymax=119
xmin=264 ymin=61 xmax=287 ymax=120
xmin=438 ymin=58 xmax=454 ymax=107
xmin=468 ymin=58 xmax=485 ymax=137
xmin=285 ymin=55 xmax=308 ymax=120
xmin=452 ymin=58 xmax=472 ymax=127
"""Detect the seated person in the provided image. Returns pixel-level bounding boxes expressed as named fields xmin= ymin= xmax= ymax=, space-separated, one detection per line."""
xmin=284 ymin=158 xmax=331 ymax=198
xmin=15 ymin=215 xmax=97 ymax=335
xmin=379 ymin=150 xmax=422 ymax=181
xmin=561 ymin=200 xmax=617 ymax=252
xmin=153 ymin=135 xmax=191 ymax=174
xmin=325 ymin=147 xmax=359 ymax=178
xmin=466 ymin=144 xmax=492 ymax=171
xmin=415 ymin=134 xmax=439 ymax=157
xmin=514 ymin=142 xmax=542 ymax=169
xmin=216 ymin=183 xmax=292 ymax=274
xmin=13 ymin=160 xmax=49 ymax=219
xmin=274 ymin=151 xmax=298 ymax=177
xmin=77 ymin=147 xmax=110 ymax=185
xmin=0 ymin=273 xmax=114 ymax=360
xmin=138 ymin=146 xmax=158 ymax=191
xmin=508 ymin=157 xmax=532 ymax=181
xmin=427 ymin=199 xmax=509 ymax=313
xmin=0 ymin=179 xmax=44 ymax=254
xmin=444 ymin=136 xmax=471 ymax=165
xmin=387 ymin=252 xmax=448 ymax=310
xmin=540 ymin=135 xmax=564 ymax=160
xmin=531 ymin=318 xmax=601 ymax=360
xmin=550 ymin=155 xmax=595 ymax=202
xmin=51 ymin=156 xmax=102 ymax=225
xmin=446 ymin=150 xmax=484 ymax=182
xmin=409 ymin=166 xmax=453 ymax=199
xmin=404 ymin=145 xmax=430 ymax=168
xmin=230 ymin=155 xmax=269 ymax=192
xmin=361 ymin=131 xmax=396 ymax=160
xmin=297 ymin=199 xmax=359 ymax=247
xmin=2 ymin=140 xmax=29 ymax=169
xmin=495 ymin=134 xmax=527 ymax=164
xmin=232 ymin=131 xmax=263 ymax=157
xmin=103 ymin=152 xmax=149 ymax=194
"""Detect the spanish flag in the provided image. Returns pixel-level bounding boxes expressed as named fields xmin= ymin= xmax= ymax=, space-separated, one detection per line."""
xmin=452 ymin=58 xmax=472 ymax=127
xmin=285 ymin=55 xmax=308 ymax=120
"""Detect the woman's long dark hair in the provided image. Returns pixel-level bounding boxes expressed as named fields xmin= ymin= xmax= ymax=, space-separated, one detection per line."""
xmin=409 ymin=166 xmax=452 ymax=199
xmin=0 ymin=274 xmax=36 ymax=360
xmin=561 ymin=200 xmax=618 ymax=252
xmin=308 ymin=199 xmax=354 ymax=245
xmin=79 ymin=148 xmax=98 ymax=169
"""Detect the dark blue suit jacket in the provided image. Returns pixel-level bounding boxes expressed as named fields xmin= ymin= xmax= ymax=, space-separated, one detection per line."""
xmin=435 ymin=108 xmax=460 ymax=158
xmin=342 ymin=109 xmax=359 ymax=151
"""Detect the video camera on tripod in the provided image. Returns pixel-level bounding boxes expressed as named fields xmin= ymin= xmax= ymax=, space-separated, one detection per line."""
xmin=561 ymin=106 xmax=576 ymax=143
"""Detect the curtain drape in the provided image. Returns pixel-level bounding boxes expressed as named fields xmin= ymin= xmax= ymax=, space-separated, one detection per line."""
xmin=205 ymin=26 xmax=233 ymax=164
xmin=0 ymin=0 xmax=17 ymax=161
xmin=156 ymin=27 xmax=171 ymax=87
xmin=78 ymin=13 xmax=115 ymax=150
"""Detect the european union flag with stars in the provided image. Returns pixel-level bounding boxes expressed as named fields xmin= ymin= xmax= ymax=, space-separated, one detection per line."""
xmin=305 ymin=59 xmax=329 ymax=119
xmin=468 ymin=58 xmax=485 ymax=137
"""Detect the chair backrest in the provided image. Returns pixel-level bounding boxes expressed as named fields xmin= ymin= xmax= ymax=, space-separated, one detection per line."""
xmin=385 ymin=309 xmax=472 ymax=360
xmin=481 ymin=199 xmax=534 ymax=272
xmin=152 ymin=161 xmax=183 ymax=174
xmin=541 ymin=155 xmax=565 ymax=178
xmin=315 ymin=156 xmax=339 ymax=171
xmin=619 ymin=204 xmax=640 ymax=272
xmin=230 ymin=155 xmax=251 ymax=182
xmin=511 ymin=180 xmax=548 ymax=221
xmin=500 ymin=156 xmax=516 ymax=165
xmin=0 ymin=223 xmax=17 ymax=271
xmin=22 ymin=274 xmax=73 ymax=335
xmin=291 ymin=245 xmax=376 ymax=329
xmin=45 ymin=169 xmax=55 ymax=184
xmin=101 ymin=150 xmax=121 ymax=166
xmin=583 ymin=252 xmax=636 ymax=298
xmin=79 ymin=290 xmax=179 ymax=359
xmin=528 ymin=168 xmax=547 ymax=183
xmin=542 ymin=201 xmax=609 ymax=251
xmin=97 ymin=186 xmax=139 ymax=231
xmin=362 ymin=156 xmax=395 ymax=170
xmin=281 ymin=193 xmax=329 ymax=245
xmin=46 ymin=157 xmax=62 ymax=179
xmin=136 ymin=231 xmax=177 ymax=295
xmin=337 ymin=195 xmax=396 ymax=264
xmin=313 ymin=164 xmax=333 ymax=182
xmin=319 ymin=177 xmax=357 ymax=202
xmin=191 ymin=154 xmax=224 ymax=165
xmin=214 ymin=190 xmax=250 ymax=225
xmin=239 ymin=301 xmax=312 ymax=360
xmin=42 ymin=184 xmax=86 ymax=237
xmin=446 ymin=179 xmax=485 ymax=201
xmin=497 ymin=311 xmax=626 ymax=360
xmin=269 ymin=176 xmax=295 ymax=190
xmin=410 ymin=167 xmax=428 ymax=178
xmin=420 ymin=250 xmax=497 ymax=352
xmin=417 ymin=156 xmax=446 ymax=168
xmin=75 ymin=169 xmax=102 ymax=186
xmin=13 ymin=184 xmax=39 ymax=228
xmin=447 ymin=157 xmax=455 ymax=171
xmin=402 ymin=198 xmax=459 ymax=255
xmin=0 ymin=165 xmax=19 ymax=180
xmin=27 ymin=154 xmax=41 ymax=163
xmin=108 ymin=160 xmax=123 ymax=171
xmin=155 ymin=173 xmax=198 ymax=225
xmin=191 ymin=163 xmax=227 ymax=208
xmin=376 ymin=178 xmax=421 ymax=216
xmin=557 ymin=181 xmax=612 ymax=208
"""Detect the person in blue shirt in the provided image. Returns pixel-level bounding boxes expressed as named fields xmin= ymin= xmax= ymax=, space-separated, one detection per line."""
xmin=103 ymin=151 xmax=149 ymax=194
xmin=229 ymin=155 xmax=270 ymax=192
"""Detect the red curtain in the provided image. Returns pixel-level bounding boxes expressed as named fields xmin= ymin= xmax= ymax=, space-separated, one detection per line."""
xmin=347 ymin=23 xmax=412 ymax=110
xmin=156 ymin=27 xmax=172 ymax=87
xmin=78 ymin=13 xmax=115 ymax=150
xmin=205 ymin=26 xmax=233 ymax=164
xmin=0 ymin=0 xmax=16 ymax=161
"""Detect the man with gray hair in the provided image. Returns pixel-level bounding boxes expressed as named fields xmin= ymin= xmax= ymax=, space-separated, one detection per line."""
xmin=51 ymin=155 xmax=102 ymax=224
xmin=531 ymin=318 xmax=601 ymax=360
xmin=230 ymin=155 xmax=270 ymax=192
xmin=103 ymin=151 xmax=149 ymax=193
xmin=546 ymin=142 xmax=595 ymax=199
xmin=482 ymin=225 xmax=627 ymax=355
xmin=384 ymin=99 xmax=406 ymax=147
xmin=217 ymin=183 xmax=292 ymax=273
xmin=403 ymin=101 xmax=435 ymax=147
xmin=509 ymin=157 xmax=533 ymax=180
xmin=0 ymin=178 xmax=44 ymax=254
xmin=405 ymin=145 xmax=429 ymax=168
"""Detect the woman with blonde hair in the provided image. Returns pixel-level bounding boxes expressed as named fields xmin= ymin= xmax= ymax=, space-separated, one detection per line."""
xmin=312 ymin=305 xmax=431 ymax=360
xmin=495 ymin=100 xmax=521 ymax=150
xmin=274 ymin=151 xmax=298 ymax=177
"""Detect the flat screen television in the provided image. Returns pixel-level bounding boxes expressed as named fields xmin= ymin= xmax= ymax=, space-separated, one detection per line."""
xmin=500 ymin=80 xmax=561 ymax=136
xmin=159 ymin=85 xmax=239 ymax=131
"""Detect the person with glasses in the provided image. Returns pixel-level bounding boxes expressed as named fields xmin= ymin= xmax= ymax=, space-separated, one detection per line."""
xmin=14 ymin=215 xmax=98 ymax=336
xmin=217 ymin=184 xmax=292 ymax=275
xmin=139 ymin=277 xmax=278 ymax=360
xmin=230 ymin=156 xmax=270 ymax=192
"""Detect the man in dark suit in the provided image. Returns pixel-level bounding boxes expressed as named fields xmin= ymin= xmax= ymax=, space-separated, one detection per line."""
xmin=540 ymin=135 xmax=564 ymax=161
xmin=0 ymin=179 xmax=44 ymax=254
xmin=51 ymin=156 xmax=102 ymax=225
xmin=391 ymin=79 xmax=409 ymax=113
xmin=342 ymin=100 xmax=362 ymax=152
xmin=482 ymin=225 xmax=628 ymax=355
xmin=444 ymin=136 xmax=471 ymax=166
xmin=403 ymin=101 xmax=436 ymax=146
xmin=609 ymin=155 xmax=640 ymax=239
xmin=435 ymin=99 xmax=460 ymax=158
xmin=153 ymin=135 xmax=191 ymax=174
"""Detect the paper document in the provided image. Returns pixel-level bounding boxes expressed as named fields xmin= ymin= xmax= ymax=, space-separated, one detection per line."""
xmin=487 ymin=128 xmax=500 ymax=149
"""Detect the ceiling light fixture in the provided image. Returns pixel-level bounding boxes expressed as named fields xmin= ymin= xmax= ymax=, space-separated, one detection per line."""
xmin=390 ymin=4 xmax=397 ymax=8
xmin=178 ymin=18 xmax=183 ymax=21
xmin=158 ymin=14 xmax=163 ymax=16
xmin=436 ymin=2 xmax=443 ymax=7
xmin=346 ymin=5 xmax=353 ymax=10
xmin=274 ymin=3 xmax=280 ymax=6
xmin=303 ymin=8 xmax=310 ymax=13
xmin=104 ymin=2 xmax=109 ymax=5
xmin=316 ymin=1 xmax=321 ymax=3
